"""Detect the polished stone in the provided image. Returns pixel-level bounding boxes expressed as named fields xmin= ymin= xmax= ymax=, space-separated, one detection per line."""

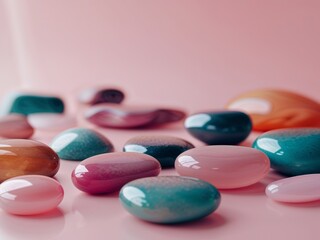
xmin=78 ymin=87 xmax=125 ymax=105
xmin=123 ymin=135 xmax=194 ymax=168
xmin=28 ymin=113 xmax=76 ymax=131
xmin=0 ymin=114 xmax=34 ymax=139
xmin=119 ymin=176 xmax=221 ymax=224
xmin=253 ymin=128 xmax=320 ymax=176
xmin=72 ymin=152 xmax=161 ymax=194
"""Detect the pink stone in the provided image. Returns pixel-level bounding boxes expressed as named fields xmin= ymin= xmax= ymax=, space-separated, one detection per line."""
xmin=84 ymin=104 xmax=186 ymax=128
xmin=175 ymin=145 xmax=270 ymax=189
xmin=0 ymin=175 xmax=64 ymax=215
xmin=265 ymin=174 xmax=320 ymax=203
xmin=71 ymin=152 xmax=161 ymax=194
xmin=27 ymin=113 xmax=77 ymax=131
xmin=0 ymin=114 xmax=34 ymax=139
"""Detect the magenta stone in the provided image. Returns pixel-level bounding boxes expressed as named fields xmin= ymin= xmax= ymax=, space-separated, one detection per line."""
xmin=266 ymin=174 xmax=320 ymax=203
xmin=71 ymin=152 xmax=161 ymax=194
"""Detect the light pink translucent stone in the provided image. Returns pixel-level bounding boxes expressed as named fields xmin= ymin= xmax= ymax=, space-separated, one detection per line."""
xmin=175 ymin=145 xmax=270 ymax=189
xmin=0 ymin=114 xmax=34 ymax=139
xmin=0 ymin=175 xmax=64 ymax=215
xmin=28 ymin=113 xmax=77 ymax=131
xmin=266 ymin=174 xmax=320 ymax=203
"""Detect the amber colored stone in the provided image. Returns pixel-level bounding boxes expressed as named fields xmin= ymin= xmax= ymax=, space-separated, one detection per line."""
xmin=0 ymin=139 xmax=60 ymax=182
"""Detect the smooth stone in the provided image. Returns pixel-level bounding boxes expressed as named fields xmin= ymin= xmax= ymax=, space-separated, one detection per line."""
xmin=1 ymin=92 xmax=64 ymax=116
xmin=0 ymin=114 xmax=34 ymax=139
xmin=119 ymin=176 xmax=221 ymax=224
xmin=226 ymin=89 xmax=320 ymax=131
xmin=28 ymin=113 xmax=77 ymax=131
xmin=0 ymin=139 xmax=60 ymax=182
xmin=72 ymin=152 xmax=161 ymax=194
xmin=85 ymin=104 xmax=186 ymax=128
xmin=78 ymin=87 xmax=125 ymax=105
xmin=123 ymin=135 xmax=194 ymax=168
xmin=266 ymin=174 xmax=320 ymax=203
xmin=0 ymin=175 xmax=64 ymax=215
xmin=184 ymin=111 xmax=252 ymax=145
xmin=50 ymin=128 xmax=114 ymax=161
xmin=253 ymin=128 xmax=320 ymax=176
xmin=175 ymin=145 xmax=270 ymax=189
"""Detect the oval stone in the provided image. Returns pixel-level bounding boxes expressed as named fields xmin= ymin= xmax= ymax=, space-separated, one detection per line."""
xmin=175 ymin=145 xmax=270 ymax=189
xmin=0 ymin=114 xmax=34 ymax=139
xmin=78 ymin=87 xmax=125 ymax=105
xmin=50 ymin=128 xmax=114 ymax=161
xmin=0 ymin=139 xmax=60 ymax=182
xmin=72 ymin=152 xmax=161 ymax=194
xmin=123 ymin=135 xmax=194 ymax=168
xmin=184 ymin=111 xmax=252 ymax=145
xmin=253 ymin=128 xmax=320 ymax=176
xmin=0 ymin=175 xmax=64 ymax=215
xmin=266 ymin=174 xmax=320 ymax=203
xmin=119 ymin=176 xmax=221 ymax=224
xmin=226 ymin=89 xmax=320 ymax=131
xmin=28 ymin=113 xmax=77 ymax=131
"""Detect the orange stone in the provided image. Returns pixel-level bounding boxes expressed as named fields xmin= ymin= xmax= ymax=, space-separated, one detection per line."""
xmin=0 ymin=139 xmax=60 ymax=182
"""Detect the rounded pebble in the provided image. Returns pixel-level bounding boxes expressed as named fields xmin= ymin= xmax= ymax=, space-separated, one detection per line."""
xmin=123 ymin=135 xmax=194 ymax=168
xmin=119 ymin=176 xmax=221 ymax=224
xmin=28 ymin=113 xmax=76 ymax=131
xmin=184 ymin=111 xmax=252 ymax=145
xmin=0 ymin=139 xmax=60 ymax=182
xmin=78 ymin=87 xmax=125 ymax=105
xmin=0 ymin=114 xmax=34 ymax=139
xmin=175 ymin=145 xmax=270 ymax=189
xmin=72 ymin=152 xmax=161 ymax=194
xmin=253 ymin=128 xmax=320 ymax=176
xmin=50 ymin=128 xmax=114 ymax=161
xmin=0 ymin=175 xmax=64 ymax=215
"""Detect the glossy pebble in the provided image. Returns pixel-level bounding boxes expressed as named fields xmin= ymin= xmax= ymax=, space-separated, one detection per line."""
xmin=0 ymin=92 xmax=64 ymax=116
xmin=50 ymin=128 xmax=114 ymax=161
xmin=119 ymin=176 xmax=221 ymax=224
xmin=72 ymin=152 xmax=161 ymax=194
xmin=175 ymin=145 xmax=270 ymax=189
xmin=79 ymin=87 xmax=125 ymax=105
xmin=85 ymin=104 xmax=186 ymax=128
xmin=0 ymin=139 xmax=60 ymax=182
xmin=185 ymin=111 xmax=252 ymax=145
xmin=123 ymin=135 xmax=194 ymax=168
xmin=253 ymin=128 xmax=320 ymax=176
xmin=0 ymin=175 xmax=64 ymax=215
xmin=0 ymin=114 xmax=34 ymax=139
xmin=265 ymin=174 xmax=320 ymax=203
xmin=226 ymin=89 xmax=320 ymax=131
xmin=28 ymin=113 xmax=77 ymax=131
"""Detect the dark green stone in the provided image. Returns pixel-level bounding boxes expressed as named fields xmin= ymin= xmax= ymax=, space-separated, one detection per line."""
xmin=252 ymin=128 xmax=320 ymax=176
xmin=185 ymin=111 xmax=252 ymax=145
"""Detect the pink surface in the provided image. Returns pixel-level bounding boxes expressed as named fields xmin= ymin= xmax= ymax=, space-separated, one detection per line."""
xmin=0 ymin=1 xmax=320 ymax=239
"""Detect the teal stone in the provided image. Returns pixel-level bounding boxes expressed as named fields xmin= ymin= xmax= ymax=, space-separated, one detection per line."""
xmin=50 ymin=128 xmax=114 ymax=161
xmin=119 ymin=176 xmax=221 ymax=224
xmin=253 ymin=128 xmax=320 ymax=176
xmin=185 ymin=111 xmax=252 ymax=145
xmin=1 ymin=93 xmax=64 ymax=116
xmin=123 ymin=135 xmax=194 ymax=168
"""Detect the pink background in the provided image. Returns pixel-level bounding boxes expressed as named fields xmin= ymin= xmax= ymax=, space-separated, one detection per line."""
xmin=1 ymin=1 xmax=320 ymax=240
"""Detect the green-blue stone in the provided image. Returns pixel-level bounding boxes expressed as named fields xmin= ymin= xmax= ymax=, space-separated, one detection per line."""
xmin=252 ymin=128 xmax=320 ymax=176
xmin=119 ymin=176 xmax=221 ymax=224
xmin=50 ymin=128 xmax=114 ymax=161
xmin=185 ymin=111 xmax=252 ymax=145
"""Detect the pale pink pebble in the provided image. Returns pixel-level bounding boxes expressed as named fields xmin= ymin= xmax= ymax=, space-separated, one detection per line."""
xmin=175 ymin=145 xmax=270 ymax=189
xmin=0 ymin=114 xmax=34 ymax=139
xmin=266 ymin=174 xmax=320 ymax=203
xmin=0 ymin=175 xmax=64 ymax=215
xmin=28 ymin=113 xmax=77 ymax=131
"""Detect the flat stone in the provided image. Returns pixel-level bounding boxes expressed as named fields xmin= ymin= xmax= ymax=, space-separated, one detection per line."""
xmin=78 ymin=87 xmax=125 ymax=105
xmin=226 ymin=89 xmax=320 ymax=131
xmin=184 ymin=111 xmax=252 ymax=145
xmin=123 ymin=135 xmax=194 ymax=168
xmin=175 ymin=145 xmax=270 ymax=189
xmin=50 ymin=127 xmax=114 ymax=161
xmin=0 ymin=139 xmax=60 ymax=182
xmin=119 ymin=176 xmax=221 ymax=224
xmin=0 ymin=175 xmax=64 ymax=215
xmin=72 ymin=152 xmax=161 ymax=194
xmin=28 ymin=113 xmax=76 ymax=131
xmin=0 ymin=114 xmax=34 ymax=139
xmin=253 ymin=128 xmax=320 ymax=176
